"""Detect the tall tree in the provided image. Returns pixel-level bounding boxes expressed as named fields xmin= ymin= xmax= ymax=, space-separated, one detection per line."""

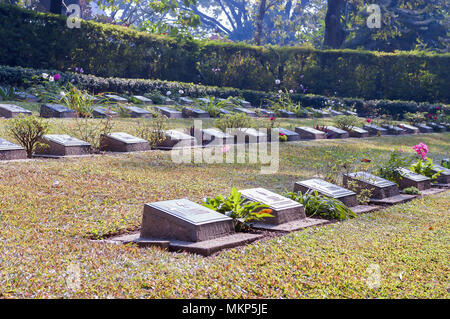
xmin=323 ymin=0 xmax=346 ymax=48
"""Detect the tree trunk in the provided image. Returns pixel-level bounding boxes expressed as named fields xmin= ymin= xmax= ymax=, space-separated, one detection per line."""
xmin=254 ymin=0 xmax=267 ymax=45
xmin=324 ymin=0 xmax=346 ymax=48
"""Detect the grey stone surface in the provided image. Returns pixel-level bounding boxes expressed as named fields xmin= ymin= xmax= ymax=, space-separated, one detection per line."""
xmin=140 ymin=199 xmax=235 ymax=242
xmin=234 ymin=108 xmax=257 ymax=118
xmin=398 ymin=124 xmax=419 ymax=134
xmin=0 ymin=138 xmax=26 ymax=160
xmin=428 ymin=123 xmax=446 ymax=132
xmin=105 ymin=94 xmax=128 ymax=103
xmin=35 ymin=134 xmax=91 ymax=156
xmin=133 ymin=96 xmax=153 ymax=105
xmin=431 ymin=165 xmax=450 ymax=185
xmin=251 ymin=217 xmax=329 ymax=232
xmin=363 ymin=124 xmax=388 ymax=136
xmin=347 ymin=126 xmax=369 ymax=138
xmin=343 ymin=110 xmax=358 ymax=116
xmin=279 ymin=109 xmax=297 ymax=118
xmin=240 ymin=188 xmax=306 ymax=225
xmin=311 ymin=109 xmax=331 ymax=117
xmin=154 ymin=106 xmax=182 ymax=118
xmin=233 ymin=128 xmax=267 ymax=144
xmin=100 ymin=132 xmax=150 ymax=152
xmin=343 ymin=172 xmax=400 ymax=200
xmin=397 ymin=168 xmax=431 ymax=190
xmin=368 ymin=194 xmax=416 ymax=206
xmin=294 ymin=179 xmax=358 ymax=207
xmin=40 ymin=104 xmax=77 ymax=118
xmin=330 ymin=110 xmax=344 ymax=116
xmin=259 ymin=109 xmax=276 ymax=117
xmin=156 ymin=130 xmax=197 ymax=149
xmin=295 ymin=127 xmax=326 ymax=140
xmin=0 ymin=104 xmax=32 ymax=118
xmin=277 ymin=128 xmax=300 ymax=141
xmin=219 ymin=108 xmax=232 ymax=115
xmin=200 ymin=128 xmax=234 ymax=146
xmin=93 ymin=107 xmax=118 ymax=118
xmin=163 ymin=97 xmax=176 ymax=105
xmin=416 ymin=124 xmax=433 ymax=133
xmin=381 ymin=124 xmax=406 ymax=135
xmin=14 ymin=92 xmax=39 ymax=103
xmin=182 ymin=107 xmax=210 ymax=118
xmin=123 ymin=106 xmax=153 ymax=118
xmin=179 ymin=97 xmax=194 ymax=105
xmin=325 ymin=126 xmax=349 ymax=139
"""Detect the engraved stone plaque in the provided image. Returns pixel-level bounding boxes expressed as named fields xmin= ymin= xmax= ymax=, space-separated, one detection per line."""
xmin=295 ymin=127 xmax=326 ymax=140
xmin=0 ymin=104 xmax=32 ymax=118
xmin=294 ymin=179 xmax=357 ymax=207
xmin=40 ymin=104 xmax=76 ymax=118
xmin=343 ymin=172 xmax=399 ymax=199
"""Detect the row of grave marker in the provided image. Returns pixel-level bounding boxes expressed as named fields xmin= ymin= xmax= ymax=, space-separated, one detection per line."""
xmin=107 ymin=169 xmax=449 ymax=256
xmin=0 ymin=122 xmax=449 ymax=160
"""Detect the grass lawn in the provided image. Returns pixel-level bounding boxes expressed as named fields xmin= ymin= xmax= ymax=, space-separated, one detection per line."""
xmin=0 ymin=104 xmax=449 ymax=298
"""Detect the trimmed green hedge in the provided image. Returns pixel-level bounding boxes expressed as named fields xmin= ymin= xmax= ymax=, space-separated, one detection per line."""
xmin=1 ymin=64 xmax=447 ymax=119
xmin=1 ymin=4 xmax=449 ymax=103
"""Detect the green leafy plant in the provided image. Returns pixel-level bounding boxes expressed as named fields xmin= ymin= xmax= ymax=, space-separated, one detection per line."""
xmin=404 ymin=112 xmax=426 ymax=125
xmin=284 ymin=190 xmax=356 ymax=221
xmin=135 ymin=113 xmax=168 ymax=148
xmin=197 ymin=96 xmax=221 ymax=118
xmin=0 ymin=85 xmax=16 ymax=100
xmin=377 ymin=151 xmax=413 ymax=183
xmin=410 ymin=158 xmax=442 ymax=181
xmin=442 ymin=161 xmax=449 ymax=169
xmin=403 ymin=187 xmax=421 ymax=195
xmin=215 ymin=112 xmax=253 ymax=132
xmin=333 ymin=115 xmax=361 ymax=131
xmin=6 ymin=115 xmax=49 ymax=158
xmin=203 ymin=187 xmax=273 ymax=231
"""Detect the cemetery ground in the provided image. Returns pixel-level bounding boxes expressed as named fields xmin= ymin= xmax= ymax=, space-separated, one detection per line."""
xmin=0 ymin=104 xmax=448 ymax=298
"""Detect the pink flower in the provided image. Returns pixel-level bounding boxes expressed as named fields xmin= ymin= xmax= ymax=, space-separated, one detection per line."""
xmin=53 ymin=74 xmax=61 ymax=81
xmin=279 ymin=133 xmax=285 ymax=136
xmin=270 ymin=117 xmax=275 ymax=121
xmin=413 ymin=143 xmax=429 ymax=160
xmin=436 ymin=107 xmax=441 ymax=111
xmin=366 ymin=118 xmax=371 ymax=123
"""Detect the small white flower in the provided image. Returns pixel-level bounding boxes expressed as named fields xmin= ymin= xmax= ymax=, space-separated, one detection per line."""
xmin=49 ymin=76 xmax=54 ymax=82
xmin=42 ymin=73 xmax=49 ymax=79
xmin=278 ymin=90 xmax=282 ymax=94
xmin=289 ymin=90 xmax=294 ymax=94
xmin=179 ymin=90 xmax=184 ymax=95
xmin=275 ymin=79 xmax=281 ymax=85
xmin=166 ymin=91 xmax=171 ymax=96
xmin=60 ymin=91 xmax=66 ymax=97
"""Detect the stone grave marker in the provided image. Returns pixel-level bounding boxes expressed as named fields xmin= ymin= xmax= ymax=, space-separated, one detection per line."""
xmin=93 ymin=106 xmax=118 ymax=118
xmin=100 ymin=132 xmax=150 ymax=152
xmin=179 ymin=97 xmax=194 ymax=105
xmin=234 ymin=108 xmax=257 ymax=118
xmin=428 ymin=123 xmax=446 ymax=132
xmin=398 ymin=124 xmax=419 ymax=134
xmin=295 ymin=127 xmax=326 ymax=140
xmin=325 ymin=126 xmax=349 ymax=139
xmin=0 ymin=104 xmax=32 ymax=118
xmin=343 ymin=110 xmax=358 ymax=116
xmin=35 ymin=134 xmax=91 ymax=157
xmin=133 ymin=96 xmax=153 ymax=105
xmin=239 ymin=100 xmax=252 ymax=108
xmin=259 ymin=109 xmax=275 ymax=117
xmin=347 ymin=126 xmax=369 ymax=138
xmin=431 ymin=165 xmax=450 ymax=185
xmin=40 ymin=104 xmax=77 ymax=118
xmin=311 ymin=109 xmax=331 ymax=117
xmin=182 ymin=107 xmax=210 ymax=118
xmin=343 ymin=172 xmax=415 ymax=205
xmin=0 ymin=138 xmax=26 ymax=160
xmin=279 ymin=109 xmax=297 ymax=118
xmin=123 ymin=106 xmax=153 ymax=118
xmin=396 ymin=168 xmax=430 ymax=190
xmin=154 ymin=106 xmax=182 ymax=118
xmin=14 ymin=92 xmax=39 ymax=103
xmin=195 ymin=98 xmax=210 ymax=105
xmin=134 ymin=199 xmax=262 ymax=256
xmin=277 ymin=128 xmax=300 ymax=141
xmin=201 ymin=128 xmax=234 ymax=146
xmin=381 ymin=124 xmax=406 ymax=135
xmin=219 ymin=108 xmax=232 ymax=115
xmin=363 ymin=124 xmax=388 ymax=136
xmin=416 ymin=124 xmax=433 ymax=133
xmin=156 ymin=130 xmax=197 ymax=150
xmin=233 ymin=128 xmax=267 ymax=144
xmin=105 ymin=94 xmax=128 ymax=104
xmin=330 ymin=110 xmax=344 ymax=116
xmin=239 ymin=188 xmax=327 ymax=231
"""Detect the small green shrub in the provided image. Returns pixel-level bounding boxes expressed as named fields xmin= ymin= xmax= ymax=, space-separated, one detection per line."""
xmin=333 ymin=115 xmax=361 ymax=131
xmin=203 ymin=187 xmax=273 ymax=231
xmin=135 ymin=113 xmax=168 ymax=148
xmin=6 ymin=115 xmax=49 ymax=158
xmin=284 ymin=190 xmax=356 ymax=221
xmin=215 ymin=112 xmax=253 ymax=132
xmin=403 ymin=187 xmax=421 ymax=195
xmin=410 ymin=158 xmax=442 ymax=181
xmin=377 ymin=151 xmax=413 ymax=183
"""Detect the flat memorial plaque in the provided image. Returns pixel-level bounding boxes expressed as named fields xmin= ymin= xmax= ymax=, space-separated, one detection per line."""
xmin=398 ymin=124 xmax=419 ymax=134
xmin=140 ymin=199 xmax=234 ymax=243
xmin=382 ymin=124 xmax=405 ymax=135
xmin=325 ymin=126 xmax=349 ymax=139
xmin=431 ymin=165 xmax=450 ymax=185
xmin=240 ymin=100 xmax=252 ymax=108
xmin=343 ymin=171 xmax=403 ymax=201
xmin=0 ymin=104 xmax=32 ymax=118
xmin=105 ymin=94 xmax=128 ymax=103
xmin=201 ymin=128 xmax=234 ymax=145
xmin=416 ymin=124 xmax=433 ymax=133
xmin=279 ymin=110 xmax=296 ymax=118
xmin=40 ymin=104 xmax=76 ymax=118
xmin=100 ymin=132 xmax=150 ymax=152
xmin=343 ymin=110 xmax=358 ymax=116
xmin=179 ymin=97 xmax=194 ymax=105
xmin=363 ymin=124 xmax=388 ymax=136
xmin=295 ymin=127 xmax=326 ymax=140
xmin=0 ymin=138 xmax=26 ymax=160
xmin=0 ymin=138 xmax=23 ymax=151
xmin=93 ymin=107 xmax=118 ymax=118
xmin=234 ymin=128 xmax=267 ymax=144
xmin=347 ymin=126 xmax=369 ymax=138
xmin=240 ymin=188 xmax=305 ymax=225
xmin=277 ymin=128 xmax=300 ymax=141
xmin=123 ymin=106 xmax=152 ymax=118
xmin=182 ymin=107 xmax=210 ymax=118
xmin=330 ymin=110 xmax=344 ymax=116
xmin=44 ymin=134 xmax=90 ymax=147
xmin=133 ymin=96 xmax=153 ymax=105
xmin=234 ymin=108 xmax=257 ymax=117
xmin=259 ymin=109 xmax=275 ymax=117
xmin=154 ymin=106 xmax=182 ymax=118
xmin=156 ymin=130 xmax=196 ymax=149
xmin=347 ymin=172 xmax=396 ymax=188
xmin=109 ymin=132 xmax=147 ymax=144
xmin=294 ymin=179 xmax=358 ymax=207
xmin=397 ymin=168 xmax=430 ymax=190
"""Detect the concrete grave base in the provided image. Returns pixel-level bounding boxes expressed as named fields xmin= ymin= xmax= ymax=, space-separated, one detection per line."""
xmin=100 ymin=134 xmax=151 ymax=152
xmin=352 ymin=205 xmax=380 ymax=214
xmin=369 ymin=194 xmax=416 ymax=206
xmin=0 ymin=149 xmax=27 ymax=160
xmin=431 ymin=183 xmax=450 ymax=189
xmin=418 ymin=188 xmax=447 ymax=196
xmin=35 ymin=137 xmax=91 ymax=157
xmin=251 ymin=218 xmax=329 ymax=232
